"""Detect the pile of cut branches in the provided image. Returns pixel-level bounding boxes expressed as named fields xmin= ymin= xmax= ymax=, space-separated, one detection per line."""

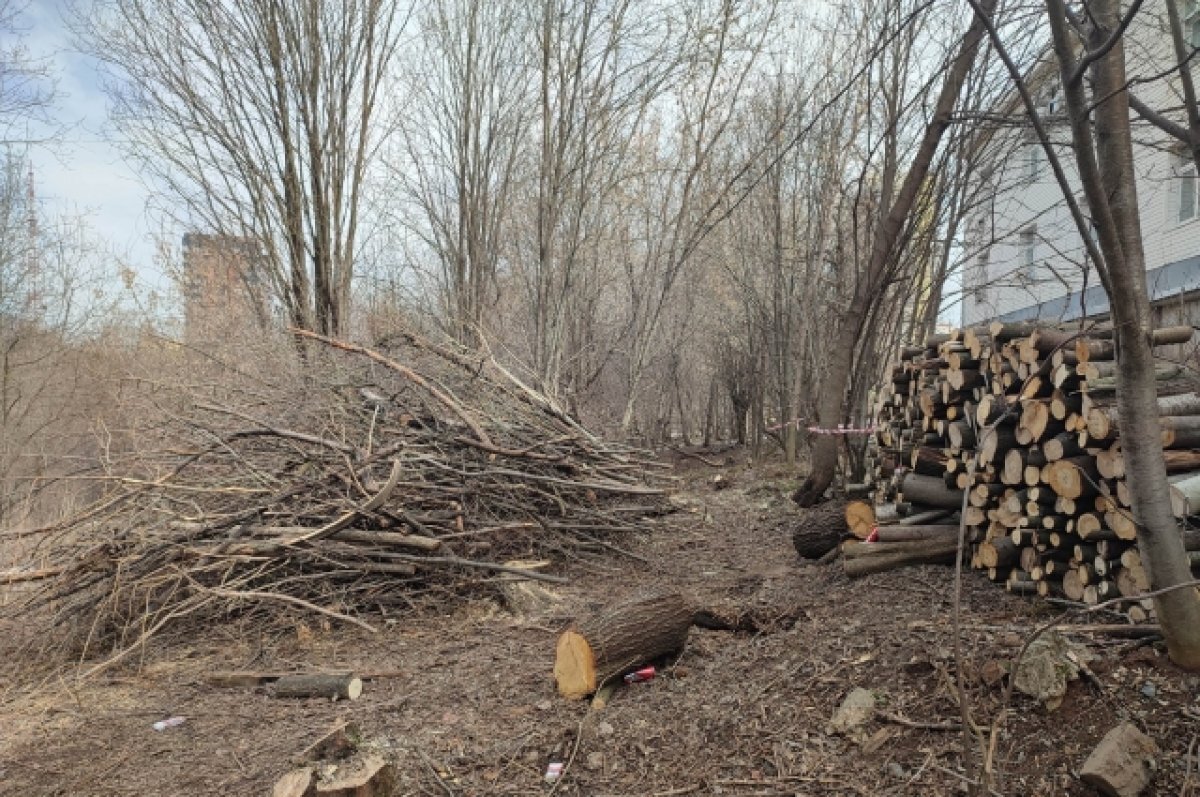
xmin=10 ymin=328 xmax=670 ymax=667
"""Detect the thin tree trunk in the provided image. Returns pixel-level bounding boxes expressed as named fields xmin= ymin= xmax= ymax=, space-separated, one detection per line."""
xmin=1080 ymin=0 xmax=1200 ymax=667
xmin=793 ymin=0 xmax=998 ymax=506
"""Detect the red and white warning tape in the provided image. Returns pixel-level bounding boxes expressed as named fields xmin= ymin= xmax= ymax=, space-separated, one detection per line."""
xmin=806 ymin=423 xmax=880 ymax=436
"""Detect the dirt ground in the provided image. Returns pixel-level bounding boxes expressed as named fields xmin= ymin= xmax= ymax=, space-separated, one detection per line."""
xmin=3 ymin=453 xmax=1199 ymax=796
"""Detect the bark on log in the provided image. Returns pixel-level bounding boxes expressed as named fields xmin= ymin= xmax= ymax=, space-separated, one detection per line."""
xmin=1075 ymin=325 xmax=1194 ymax=362
xmin=273 ymin=674 xmax=363 ymax=701
xmin=897 ymin=472 xmax=964 ymax=509
xmin=792 ymin=500 xmax=849 ymax=559
xmin=872 ymin=524 xmax=960 ymax=542
xmin=841 ymin=537 xmax=957 ymax=577
xmin=554 ymin=590 xmax=692 ymax=700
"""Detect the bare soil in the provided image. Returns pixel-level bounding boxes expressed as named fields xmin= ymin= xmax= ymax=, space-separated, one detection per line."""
xmin=3 ymin=453 xmax=1199 ymax=796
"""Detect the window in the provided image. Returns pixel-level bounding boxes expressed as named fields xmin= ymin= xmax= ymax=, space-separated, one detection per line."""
xmin=1026 ymin=143 xmax=1041 ymax=179
xmin=1187 ymin=1 xmax=1200 ymax=48
xmin=1176 ymin=150 xmax=1198 ymax=223
xmin=972 ymin=250 xmax=989 ymax=305
xmin=1019 ymin=228 xmax=1037 ymax=278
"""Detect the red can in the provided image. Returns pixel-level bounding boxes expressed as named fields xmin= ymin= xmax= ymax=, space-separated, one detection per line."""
xmin=624 ymin=666 xmax=656 ymax=683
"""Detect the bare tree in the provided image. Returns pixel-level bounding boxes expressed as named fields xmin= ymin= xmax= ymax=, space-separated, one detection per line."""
xmin=393 ymin=0 xmax=531 ymax=345
xmin=84 ymin=0 xmax=404 ymax=335
xmin=793 ymin=0 xmax=999 ymax=505
xmin=1043 ymin=0 xmax=1200 ymax=667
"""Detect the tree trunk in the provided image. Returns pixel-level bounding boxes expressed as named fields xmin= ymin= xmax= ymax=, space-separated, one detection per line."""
xmin=1053 ymin=0 xmax=1200 ymax=668
xmin=792 ymin=0 xmax=997 ymax=506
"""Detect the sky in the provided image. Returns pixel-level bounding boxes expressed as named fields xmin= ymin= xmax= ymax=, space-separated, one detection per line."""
xmin=18 ymin=1 xmax=162 ymax=295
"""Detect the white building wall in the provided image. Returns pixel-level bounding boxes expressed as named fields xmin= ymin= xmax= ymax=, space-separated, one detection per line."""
xmin=961 ymin=0 xmax=1200 ymax=328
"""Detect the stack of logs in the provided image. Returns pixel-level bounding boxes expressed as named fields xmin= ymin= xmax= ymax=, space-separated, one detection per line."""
xmin=853 ymin=320 xmax=1200 ymax=621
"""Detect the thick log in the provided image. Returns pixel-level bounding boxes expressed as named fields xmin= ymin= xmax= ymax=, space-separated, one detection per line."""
xmin=979 ymin=424 xmax=1018 ymax=464
xmin=554 ymin=590 xmax=692 ymax=699
xmin=273 ymin=673 xmax=363 ymax=701
xmin=1043 ymin=432 xmax=1084 ymax=462
xmin=792 ymin=500 xmax=850 ymax=559
xmin=1043 ymin=457 xmax=1100 ymax=500
xmin=841 ymin=537 xmax=957 ymax=577
xmin=989 ymin=320 xmax=1043 ymax=342
xmin=872 ymin=524 xmax=960 ymax=542
xmin=1085 ymin=363 xmax=1187 ymax=392
xmin=897 ymin=472 xmax=964 ymax=509
xmin=911 ymin=446 xmax=950 ymax=476
xmin=1076 ymin=325 xmax=1194 ymax=362
xmin=978 ymin=537 xmax=1019 ymax=568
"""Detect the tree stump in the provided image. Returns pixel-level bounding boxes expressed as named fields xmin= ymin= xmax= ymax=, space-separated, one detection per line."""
xmin=554 ymin=590 xmax=692 ymax=700
xmin=792 ymin=500 xmax=849 ymax=560
xmin=1080 ymin=722 xmax=1159 ymax=797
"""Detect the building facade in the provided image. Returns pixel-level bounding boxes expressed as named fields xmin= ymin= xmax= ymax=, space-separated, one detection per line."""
xmin=961 ymin=1 xmax=1200 ymax=331
xmin=181 ymin=233 xmax=268 ymax=337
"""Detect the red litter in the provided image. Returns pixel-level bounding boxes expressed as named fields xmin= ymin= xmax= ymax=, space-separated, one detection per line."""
xmin=624 ymin=666 xmax=656 ymax=684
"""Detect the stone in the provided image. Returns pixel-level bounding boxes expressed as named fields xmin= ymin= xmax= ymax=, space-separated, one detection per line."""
xmin=828 ymin=687 xmax=876 ymax=736
xmin=586 ymin=752 xmax=605 ymax=771
xmin=1079 ymin=723 xmax=1158 ymax=797
xmin=1012 ymin=631 xmax=1092 ymax=711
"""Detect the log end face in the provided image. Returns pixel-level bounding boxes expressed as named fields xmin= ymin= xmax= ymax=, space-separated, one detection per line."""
xmin=554 ymin=630 xmax=596 ymax=700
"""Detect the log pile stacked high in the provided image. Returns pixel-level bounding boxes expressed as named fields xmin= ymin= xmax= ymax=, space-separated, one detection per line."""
xmin=858 ymin=321 xmax=1200 ymax=621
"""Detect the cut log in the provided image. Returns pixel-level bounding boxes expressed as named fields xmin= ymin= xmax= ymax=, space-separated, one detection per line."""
xmin=845 ymin=500 xmax=876 ymax=539
xmin=1079 ymin=722 xmax=1159 ymax=797
xmin=792 ymin=500 xmax=850 ymax=559
xmin=1169 ymin=472 xmax=1200 ymax=518
xmin=872 ymin=524 xmax=960 ymax=542
xmin=554 ymin=590 xmax=692 ymax=700
xmin=273 ymin=674 xmax=363 ymax=701
xmin=1043 ymin=432 xmax=1083 ymax=462
xmin=896 ymin=472 xmax=964 ymax=509
xmin=1076 ymin=325 xmax=1194 ymax=362
xmin=275 ymin=769 xmax=316 ymax=797
xmin=840 ymin=537 xmax=957 ymax=577
xmin=978 ymin=537 xmax=1019 ymax=568
xmin=1043 ymin=457 xmax=1100 ymax=500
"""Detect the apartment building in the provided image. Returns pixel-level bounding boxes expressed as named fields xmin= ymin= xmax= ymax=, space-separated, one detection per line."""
xmin=961 ymin=0 xmax=1200 ymax=331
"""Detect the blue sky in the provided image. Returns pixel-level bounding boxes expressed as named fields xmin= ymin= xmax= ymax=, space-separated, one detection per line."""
xmin=19 ymin=1 xmax=161 ymax=294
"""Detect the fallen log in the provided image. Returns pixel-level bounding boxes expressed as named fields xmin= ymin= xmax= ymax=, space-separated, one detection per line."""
xmin=792 ymin=500 xmax=849 ymax=559
xmin=871 ymin=524 xmax=960 ymax=542
xmin=272 ymin=673 xmax=363 ymax=701
xmin=840 ymin=537 xmax=957 ymax=578
xmin=554 ymin=590 xmax=692 ymax=700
